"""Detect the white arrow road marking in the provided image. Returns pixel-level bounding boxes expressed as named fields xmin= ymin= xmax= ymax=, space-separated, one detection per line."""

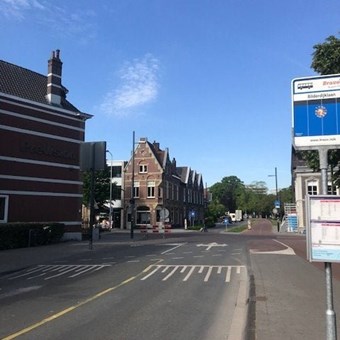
xmin=197 ymin=242 xmax=228 ymax=250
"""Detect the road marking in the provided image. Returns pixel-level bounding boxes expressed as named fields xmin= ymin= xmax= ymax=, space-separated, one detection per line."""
xmin=250 ymin=239 xmax=296 ymax=255
xmin=197 ymin=242 xmax=228 ymax=250
xmin=2 ymin=259 xmax=163 ymax=340
xmin=141 ymin=264 xmax=245 ymax=283
xmin=161 ymin=243 xmax=185 ymax=254
xmin=8 ymin=264 xmax=111 ymax=281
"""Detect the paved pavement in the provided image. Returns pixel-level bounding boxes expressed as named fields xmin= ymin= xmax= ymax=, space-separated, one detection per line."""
xmin=245 ymin=219 xmax=340 ymax=339
xmin=2 ymin=222 xmax=340 ymax=339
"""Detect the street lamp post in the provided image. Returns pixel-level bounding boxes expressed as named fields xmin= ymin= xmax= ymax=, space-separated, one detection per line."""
xmin=268 ymin=167 xmax=280 ymax=232
xmin=106 ymin=150 xmax=113 ymax=230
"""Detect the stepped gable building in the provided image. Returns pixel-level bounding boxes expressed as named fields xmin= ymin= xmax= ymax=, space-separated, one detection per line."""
xmin=0 ymin=50 xmax=92 ymax=239
xmin=124 ymin=138 xmax=204 ymax=228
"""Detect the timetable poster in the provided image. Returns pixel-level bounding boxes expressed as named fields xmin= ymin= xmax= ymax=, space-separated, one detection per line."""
xmin=308 ymin=195 xmax=340 ymax=263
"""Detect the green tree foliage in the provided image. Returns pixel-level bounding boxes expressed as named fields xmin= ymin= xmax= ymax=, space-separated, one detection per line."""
xmin=209 ymin=176 xmax=244 ymax=212
xmin=205 ymin=200 xmax=226 ymax=223
xmin=301 ymin=34 xmax=340 ymax=181
xmin=311 ymin=35 xmax=340 ymax=74
xmin=82 ymin=166 xmax=112 ymax=208
xmin=207 ymin=177 xmax=293 ymax=222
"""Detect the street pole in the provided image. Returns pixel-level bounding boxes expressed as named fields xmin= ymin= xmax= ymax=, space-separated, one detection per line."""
xmin=106 ymin=150 xmax=113 ymax=230
xmin=130 ymin=131 xmax=135 ymax=239
xmin=319 ymin=147 xmax=337 ymax=340
xmin=268 ymin=167 xmax=280 ymax=232
xmin=275 ymin=167 xmax=280 ymax=232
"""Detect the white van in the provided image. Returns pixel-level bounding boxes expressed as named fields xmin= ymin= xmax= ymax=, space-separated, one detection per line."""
xmin=229 ymin=213 xmax=236 ymax=222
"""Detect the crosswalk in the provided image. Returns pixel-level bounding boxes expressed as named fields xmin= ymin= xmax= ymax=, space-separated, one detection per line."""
xmin=141 ymin=264 xmax=245 ymax=283
xmin=7 ymin=264 xmax=111 ymax=281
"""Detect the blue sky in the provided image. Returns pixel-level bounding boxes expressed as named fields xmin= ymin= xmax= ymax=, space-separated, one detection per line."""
xmin=1 ymin=0 xmax=340 ymax=192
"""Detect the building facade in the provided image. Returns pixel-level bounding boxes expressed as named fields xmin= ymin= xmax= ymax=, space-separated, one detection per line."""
xmin=107 ymin=160 xmax=127 ymax=229
xmin=123 ymin=138 xmax=205 ymax=229
xmin=292 ymin=147 xmax=339 ymax=231
xmin=0 ymin=50 xmax=91 ymax=239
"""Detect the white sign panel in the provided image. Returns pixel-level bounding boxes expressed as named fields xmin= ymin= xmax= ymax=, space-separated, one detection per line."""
xmin=307 ymin=195 xmax=340 ymax=262
xmin=292 ymin=74 xmax=340 ymax=149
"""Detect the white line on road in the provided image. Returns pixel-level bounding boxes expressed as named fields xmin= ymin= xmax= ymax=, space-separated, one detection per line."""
xmin=140 ymin=265 xmax=246 ymax=283
xmin=250 ymin=239 xmax=296 ymax=255
xmin=161 ymin=243 xmax=186 ymax=254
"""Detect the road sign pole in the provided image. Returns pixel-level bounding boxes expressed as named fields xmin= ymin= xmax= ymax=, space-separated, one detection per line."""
xmin=319 ymin=147 xmax=337 ymax=340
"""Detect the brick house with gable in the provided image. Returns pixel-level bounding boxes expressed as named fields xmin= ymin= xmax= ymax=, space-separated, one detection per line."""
xmin=124 ymin=138 xmax=205 ymax=229
xmin=0 ymin=50 xmax=91 ymax=239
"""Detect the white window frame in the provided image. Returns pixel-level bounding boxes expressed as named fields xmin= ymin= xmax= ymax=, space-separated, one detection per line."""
xmin=307 ymin=180 xmax=318 ymax=195
xmin=133 ymin=182 xmax=140 ymax=198
xmin=139 ymin=164 xmax=148 ymax=173
xmin=0 ymin=195 xmax=9 ymax=223
xmin=147 ymin=181 xmax=155 ymax=198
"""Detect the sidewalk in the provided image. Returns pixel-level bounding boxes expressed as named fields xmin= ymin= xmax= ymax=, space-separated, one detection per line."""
xmin=247 ymin=219 xmax=340 ymax=339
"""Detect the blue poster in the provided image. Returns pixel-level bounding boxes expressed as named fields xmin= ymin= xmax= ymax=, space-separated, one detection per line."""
xmin=294 ymin=99 xmax=340 ymax=137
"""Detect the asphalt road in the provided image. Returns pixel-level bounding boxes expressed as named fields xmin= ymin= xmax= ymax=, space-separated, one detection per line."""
xmin=0 ymin=232 xmax=250 ymax=340
xmin=2 ymin=220 xmax=340 ymax=339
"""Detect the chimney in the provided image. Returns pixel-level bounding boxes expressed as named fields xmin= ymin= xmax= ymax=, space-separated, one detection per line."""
xmin=46 ymin=49 xmax=63 ymax=105
xmin=153 ymin=141 xmax=160 ymax=150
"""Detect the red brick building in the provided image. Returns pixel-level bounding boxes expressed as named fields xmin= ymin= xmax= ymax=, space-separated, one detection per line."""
xmin=124 ymin=138 xmax=205 ymax=229
xmin=0 ymin=50 xmax=91 ymax=239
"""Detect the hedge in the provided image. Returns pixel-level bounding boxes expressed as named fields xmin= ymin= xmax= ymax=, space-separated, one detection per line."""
xmin=0 ymin=222 xmax=65 ymax=250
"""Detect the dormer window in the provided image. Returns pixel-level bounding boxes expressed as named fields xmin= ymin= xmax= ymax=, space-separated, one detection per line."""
xmin=139 ymin=164 xmax=148 ymax=173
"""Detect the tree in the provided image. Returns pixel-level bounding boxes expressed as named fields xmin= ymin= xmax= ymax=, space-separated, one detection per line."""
xmin=311 ymin=35 xmax=340 ymax=74
xmin=82 ymin=166 xmax=112 ymax=209
xmin=300 ymin=34 xmax=340 ymax=181
xmin=209 ymin=176 xmax=245 ymax=212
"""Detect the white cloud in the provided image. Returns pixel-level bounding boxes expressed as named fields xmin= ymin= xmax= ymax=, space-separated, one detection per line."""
xmin=0 ymin=0 xmax=45 ymax=20
xmin=0 ymin=0 xmax=96 ymax=41
xmin=100 ymin=54 xmax=160 ymax=117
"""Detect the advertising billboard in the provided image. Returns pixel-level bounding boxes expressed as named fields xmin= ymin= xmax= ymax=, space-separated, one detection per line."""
xmin=292 ymin=74 xmax=340 ymax=149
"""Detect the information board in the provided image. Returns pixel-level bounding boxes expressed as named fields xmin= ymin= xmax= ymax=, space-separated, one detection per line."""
xmin=307 ymin=195 xmax=340 ymax=262
xmin=292 ymin=74 xmax=340 ymax=149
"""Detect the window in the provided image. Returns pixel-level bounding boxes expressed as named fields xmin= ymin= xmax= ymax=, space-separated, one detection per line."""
xmin=147 ymin=181 xmax=155 ymax=198
xmin=112 ymin=166 xmax=122 ymax=178
xmin=328 ymin=185 xmax=337 ymax=195
xmin=166 ymin=181 xmax=169 ymax=199
xmin=137 ymin=206 xmax=150 ymax=224
xmin=113 ymin=186 xmax=122 ymax=200
xmin=307 ymin=181 xmax=318 ymax=195
xmin=133 ymin=182 xmax=140 ymax=198
xmin=0 ymin=195 xmax=9 ymax=223
xmin=139 ymin=164 xmax=148 ymax=173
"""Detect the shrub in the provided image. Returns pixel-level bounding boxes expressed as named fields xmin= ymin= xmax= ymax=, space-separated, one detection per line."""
xmin=0 ymin=223 xmax=65 ymax=250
